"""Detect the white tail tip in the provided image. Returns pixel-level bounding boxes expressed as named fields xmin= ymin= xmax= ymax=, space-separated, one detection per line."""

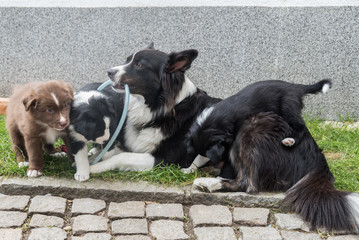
xmin=322 ymin=83 xmax=330 ymax=94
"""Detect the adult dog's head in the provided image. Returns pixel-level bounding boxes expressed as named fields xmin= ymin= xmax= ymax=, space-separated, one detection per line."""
xmin=107 ymin=43 xmax=198 ymax=115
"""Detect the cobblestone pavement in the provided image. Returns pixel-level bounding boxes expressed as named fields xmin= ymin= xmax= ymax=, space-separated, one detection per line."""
xmin=0 ymin=177 xmax=358 ymax=240
xmin=0 ymin=193 xmax=358 ymax=240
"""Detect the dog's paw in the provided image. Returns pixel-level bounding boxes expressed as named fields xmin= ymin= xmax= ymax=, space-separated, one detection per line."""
xmin=74 ymin=172 xmax=90 ymax=182
xmin=181 ymin=167 xmax=196 ymax=174
xmin=193 ymin=177 xmax=222 ymax=193
xmin=282 ymin=138 xmax=295 ymax=147
xmin=50 ymin=152 xmax=67 ymax=158
xmin=88 ymin=147 xmax=99 ymax=156
xmin=18 ymin=162 xmax=29 ymax=167
xmin=27 ymin=169 xmax=43 ymax=178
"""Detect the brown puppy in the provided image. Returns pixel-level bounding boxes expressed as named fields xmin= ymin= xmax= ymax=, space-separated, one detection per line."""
xmin=6 ymin=80 xmax=74 ymax=177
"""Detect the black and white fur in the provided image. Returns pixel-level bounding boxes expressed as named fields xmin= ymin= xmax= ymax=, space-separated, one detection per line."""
xmin=88 ymin=43 xmax=220 ymax=174
xmin=193 ymin=111 xmax=359 ymax=234
xmin=69 ymin=83 xmax=125 ymax=181
xmin=186 ymin=79 xmax=331 ymax=170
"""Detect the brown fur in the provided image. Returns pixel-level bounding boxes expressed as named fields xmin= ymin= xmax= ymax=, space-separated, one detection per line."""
xmin=6 ymin=80 xmax=74 ymax=177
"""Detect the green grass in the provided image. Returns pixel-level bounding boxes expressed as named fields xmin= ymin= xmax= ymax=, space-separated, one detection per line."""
xmin=0 ymin=114 xmax=358 ymax=192
xmin=0 ymin=115 xmax=207 ymax=186
xmin=305 ymin=117 xmax=359 ymax=192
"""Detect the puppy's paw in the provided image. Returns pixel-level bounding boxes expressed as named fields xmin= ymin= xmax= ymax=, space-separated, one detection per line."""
xmin=18 ymin=162 xmax=29 ymax=167
xmin=27 ymin=169 xmax=43 ymax=178
xmin=50 ymin=152 xmax=67 ymax=158
xmin=193 ymin=177 xmax=222 ymax=193
xmin=88 ymin=147 xmax=99 ymax=156
xmin=181 ymin=167 xmax=196 ymax=174
xmin=74 ymin=172 xmax=90 ymax=182
xmin=282 ymin=137 xmax=295 ymax=147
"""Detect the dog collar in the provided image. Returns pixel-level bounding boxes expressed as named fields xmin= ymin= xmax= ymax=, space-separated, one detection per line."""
xmin=90 ymin=80 xmax=130 ymax=165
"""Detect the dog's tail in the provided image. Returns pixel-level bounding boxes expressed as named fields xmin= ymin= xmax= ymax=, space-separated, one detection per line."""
xmin=301 ymin=79 xmax=332 ymax=94
xmin=284 ymin=170 xmax=359 ymax=234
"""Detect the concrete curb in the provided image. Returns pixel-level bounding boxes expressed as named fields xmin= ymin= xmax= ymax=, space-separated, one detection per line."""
xmin=0 ymin=177 xmax=285 ymax=208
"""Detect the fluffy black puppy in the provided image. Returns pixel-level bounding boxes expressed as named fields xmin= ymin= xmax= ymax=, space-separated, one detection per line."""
xmin=187 ymin=79 xmax=331 ymax=166
xmin=69 ymin=83 xmax=125 ymax=181
xmin=193 ymin=112 xmax=359 ymax=234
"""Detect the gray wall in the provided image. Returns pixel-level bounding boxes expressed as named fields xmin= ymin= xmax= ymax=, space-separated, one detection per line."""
xmin=1 ymin=2 xmax=358 ymax=120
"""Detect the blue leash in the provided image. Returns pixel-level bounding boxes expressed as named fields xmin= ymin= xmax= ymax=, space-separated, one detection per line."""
xmin=90 ymin=80 xmax=130 ymax=165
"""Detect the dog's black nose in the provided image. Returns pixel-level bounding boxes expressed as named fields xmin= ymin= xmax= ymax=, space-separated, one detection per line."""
xmin=107 ymin=69 xmax=118 ymax=79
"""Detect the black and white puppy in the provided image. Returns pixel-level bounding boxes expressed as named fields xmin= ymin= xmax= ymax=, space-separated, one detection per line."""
xmin=88 ymin=43 xmax=220 ymax=174
xmin=186 ymin=79 xmax=331 ymax=169
xmin=193 ymin=111 xmax=359 ymax=234
xmin=69 ymin=83 xmax=125 ymax=181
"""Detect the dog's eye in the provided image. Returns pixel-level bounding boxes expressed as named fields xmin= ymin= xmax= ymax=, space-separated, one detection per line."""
xmin=63 ymin=102 xmax=69 ymax=109
xmin=47 ymin=107 xmax=53 ymax=113
xmin=135 ymin=62 xmax=143 ymax=69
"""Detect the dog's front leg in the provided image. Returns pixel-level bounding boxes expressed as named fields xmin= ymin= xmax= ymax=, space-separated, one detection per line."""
xmin=90 ymin=152 xmax=155 ymax=173
xmin=24 ymin=137 xmax=43 ymax=177
xmin=74 ymin=144 xmax=90 ymax=181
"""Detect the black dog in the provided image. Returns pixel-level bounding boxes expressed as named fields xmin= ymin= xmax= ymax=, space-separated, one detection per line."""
xmin=193 ymin=111 xmax=359 ymax=234
xmin=89 ymin=43 xmax=220 ymax=174
xmin=186 ymin=79 xmax=331 ymax=168
xmin=68 ymin=83 xmax=126 ymax=181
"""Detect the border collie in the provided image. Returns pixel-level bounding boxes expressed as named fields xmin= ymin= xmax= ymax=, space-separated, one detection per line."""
xmin=193 ymin=111 xmax=359 ymax=234
xmin=186 ymin=79 xmax=331 ymax=170
xmin=68 ymin=83 xmax=125 ymax=181
xmin=6 ymin=80 xmax=74 ymax=177
xmin=88 ymin=44 xmax=220 ymax=175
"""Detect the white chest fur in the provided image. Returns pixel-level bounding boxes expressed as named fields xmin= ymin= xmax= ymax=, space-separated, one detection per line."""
xmin=41 ymin=127 xmax=62 ymax=144
xmin=124 ymin=95 xmax=165 ymax=153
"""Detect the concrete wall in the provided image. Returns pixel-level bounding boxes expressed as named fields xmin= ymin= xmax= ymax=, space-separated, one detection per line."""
xmin=1 ymin=1 xmax=358 ymax=120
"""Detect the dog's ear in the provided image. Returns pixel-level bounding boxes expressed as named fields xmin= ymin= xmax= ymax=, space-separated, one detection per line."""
xmin=146 ymin=42 xmax=155 ymax=50
xmin=206 ymin=143 xmax=225 ymax=164
xmin=22 ymin=94 xmax=38 ymax=111
xmin=76 ymin=114 xmax=97 ymax=140
xmin=165 ymin=49 xmax=198 ymax=73
xmin=64 ymin=82 xmax=74 ymax=101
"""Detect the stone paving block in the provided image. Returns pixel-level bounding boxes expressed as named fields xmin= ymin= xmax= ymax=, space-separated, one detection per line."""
xmin=274 ymin=213 xmax=310 ymax=232
xmin=108 ymin=201 xmax=145 ymax=219
xmin=29 ymin=214 xmax=64 ymax=228
xmin=281 ymin=230 xmax=321 ymax=240
xmin=0 ymin=195 xmax=30 ymax=211
xmin=146 ymin=203 xmax=184 ymax=220
xmin=328 ymin=236 xmax=359 ymax=240
xmin=194 ymin=227 xmax=237 ymax=240
xmin=71 ymin=198 xmax=106 ymax=216
xmin=189 ymin=205 xmax=232 ymax=226
xmin=0 ymin=211 xmax=27 ymax=228
xmin=233 ymin=207 xmax=269 ymax=226
xmin=115 ymin=236 xmax=152 ymax=240
xmin=150 ymin=220 xmax=189 ymax=240
xmin=111 ymin=218 xmax=148 ymax=234
xmin=28 ymin=227 xmax=67 ymax=240
xmin=72 ymin=232 xmax=112 ymax=240
xmin=0 ymin=228 xmax=22 ymax=240
xmin=28 ymin=196 xmax=67 ymax=217
xmin=72 ymin=215 xmax=108 ymax=234
xmin=240 ymin=226 xmax=282 ymax=240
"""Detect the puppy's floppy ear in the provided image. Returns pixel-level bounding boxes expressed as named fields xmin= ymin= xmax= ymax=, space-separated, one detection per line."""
xmin=22 ymin=93 xmax=38 ymax=111
xmin=206 ymin=143 xmax=225 ymax=164
xmin=165 ymin=49 xmax=198 ymax=73
xmin=63 ymin=82 xmax=74 ymax=101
